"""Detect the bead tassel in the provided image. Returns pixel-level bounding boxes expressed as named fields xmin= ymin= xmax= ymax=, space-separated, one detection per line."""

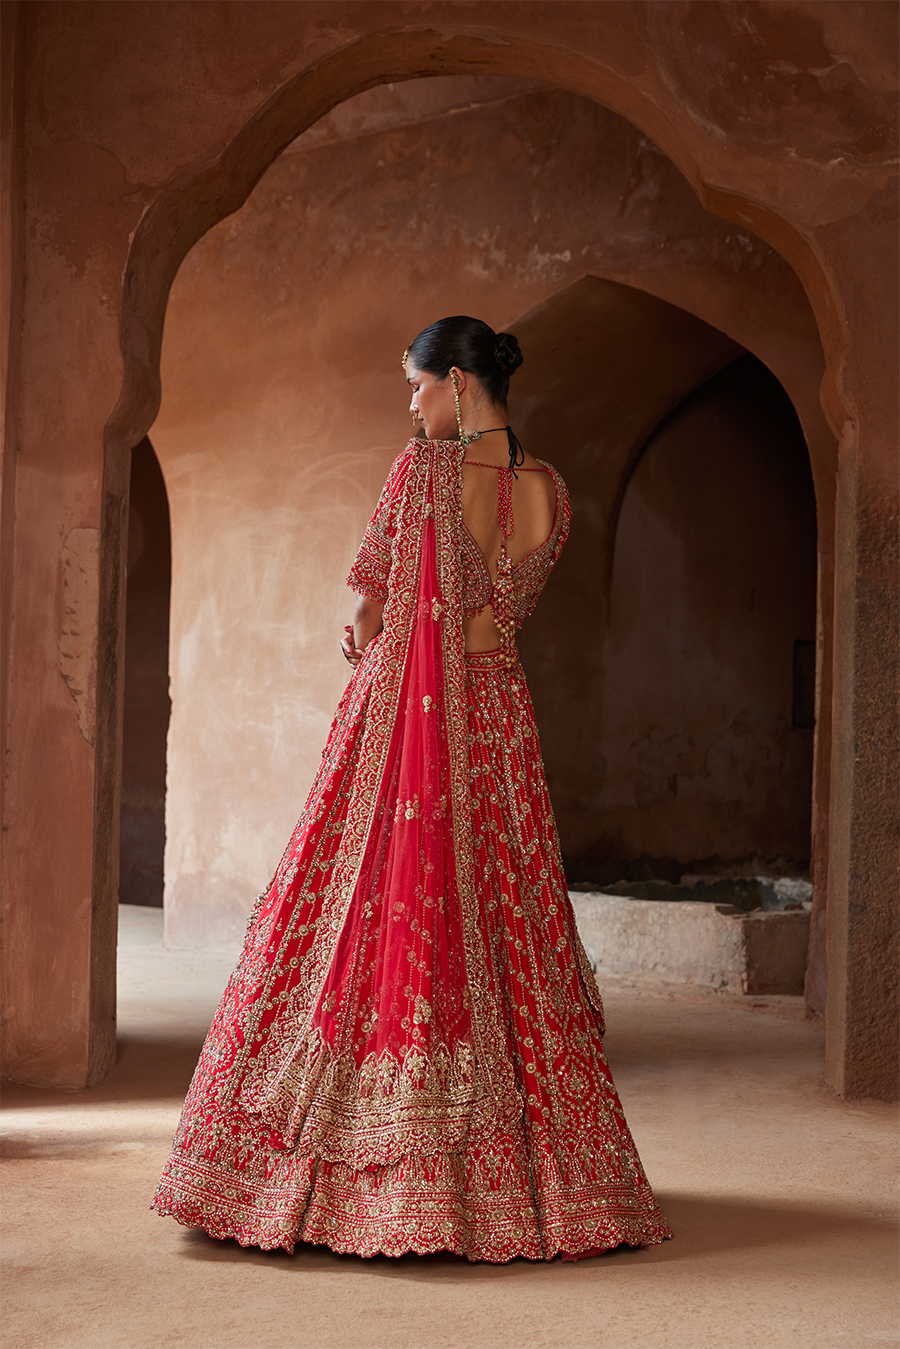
xmin=494 ymin=470 xmax=517 ymax=666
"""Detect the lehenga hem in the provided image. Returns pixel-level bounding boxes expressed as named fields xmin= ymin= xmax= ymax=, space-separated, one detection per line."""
xmin=151 ymin=1139 xmax=673 ymax=1263
xmin=151 ymin=1193 xmax=672 ymax=1263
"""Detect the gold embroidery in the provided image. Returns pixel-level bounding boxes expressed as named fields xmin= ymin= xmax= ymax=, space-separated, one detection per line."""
xmin=152 ymin=438 xmax=670 ymax=1262
xmin=395 ymin=796 xmax=419 ymax=821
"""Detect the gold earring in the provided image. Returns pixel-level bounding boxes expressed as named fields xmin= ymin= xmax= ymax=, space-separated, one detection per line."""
xmin=451 ymin=374 xmax=471 ymax=446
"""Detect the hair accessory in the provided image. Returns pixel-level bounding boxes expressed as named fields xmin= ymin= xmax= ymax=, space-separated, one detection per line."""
xmin=401 ymin=348 xmax=410 ymax=369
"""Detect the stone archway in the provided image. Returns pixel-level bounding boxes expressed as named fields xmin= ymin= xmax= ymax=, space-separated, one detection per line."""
xmin=8 ymin=23 xmax=874 ymax=1095
xmin=141 ymin=82 xmax=832 ymax=963
xmin=512 ymin=279 xmax=817 ymax=886
xmin=99 ymin=42 xmax=845 ymax=1084
xmin=105 ymin=30 xmax=850 ymax=466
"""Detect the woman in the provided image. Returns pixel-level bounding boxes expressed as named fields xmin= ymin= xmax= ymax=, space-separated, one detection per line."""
xmin=152 ymin=316 xmax=671 ymax=1261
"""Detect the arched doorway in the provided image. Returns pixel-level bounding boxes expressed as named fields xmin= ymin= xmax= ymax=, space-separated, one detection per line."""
xmin=119 ymin=438 xmax=172 ymax=908
xmin=594 ymin=353 xmax=816 ymax=880
xmin=144 ymin=82 xmax=826 ymax=959
xmin=514 ymin=281 xmax=817 ymax=885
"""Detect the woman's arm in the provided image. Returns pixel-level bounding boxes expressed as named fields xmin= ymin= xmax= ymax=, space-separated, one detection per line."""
xmin=341 ymin=595 xmax=384 ymax=667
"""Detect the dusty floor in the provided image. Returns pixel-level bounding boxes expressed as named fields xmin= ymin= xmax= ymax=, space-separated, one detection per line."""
xmin=2 ymin=905 xmax=897 ymax=1349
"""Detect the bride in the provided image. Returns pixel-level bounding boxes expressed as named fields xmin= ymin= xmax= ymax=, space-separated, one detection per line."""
xmin=153 ymin=315 xmax=671 ymax=1261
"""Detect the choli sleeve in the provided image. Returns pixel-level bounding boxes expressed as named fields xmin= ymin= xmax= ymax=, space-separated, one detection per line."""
xmin=346 ymin=449 xmax=413 ymax=602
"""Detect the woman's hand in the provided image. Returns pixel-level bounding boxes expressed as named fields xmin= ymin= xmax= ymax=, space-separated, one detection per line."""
xmin=341 ymin=625 xmax=365 ymax=667
xmin=341 ymin=597 xmax=385 ymax=666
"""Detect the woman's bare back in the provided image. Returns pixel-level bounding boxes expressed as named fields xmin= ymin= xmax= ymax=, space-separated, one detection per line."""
xmin=461 ymin=443 xmax=556 ymax=652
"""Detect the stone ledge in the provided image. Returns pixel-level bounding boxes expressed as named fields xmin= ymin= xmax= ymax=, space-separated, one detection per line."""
xmin=570 ymin=891 xmax=809 ymax=996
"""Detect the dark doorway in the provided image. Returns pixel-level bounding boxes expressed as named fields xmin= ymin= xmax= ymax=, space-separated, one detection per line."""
xmin=119 ymin=437 xmax=172 ymax=907
xmin=514 ymin=285 xmax=817 ymax=884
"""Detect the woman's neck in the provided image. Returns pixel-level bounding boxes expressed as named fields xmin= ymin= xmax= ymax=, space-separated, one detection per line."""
xmin=459 ymin=403 xmax=509 ymax=446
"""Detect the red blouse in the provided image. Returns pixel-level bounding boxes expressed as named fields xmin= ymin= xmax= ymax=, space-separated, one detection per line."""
xmin=347 ymin=442 xmax=571 ymax=644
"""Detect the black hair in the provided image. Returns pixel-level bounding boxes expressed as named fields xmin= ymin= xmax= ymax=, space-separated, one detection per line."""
xmin=406 ymin=316 xmax=523 ymax=405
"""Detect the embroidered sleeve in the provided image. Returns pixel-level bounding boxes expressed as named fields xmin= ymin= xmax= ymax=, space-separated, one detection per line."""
xmin=346 ymin=448 xmax=414 ymax=602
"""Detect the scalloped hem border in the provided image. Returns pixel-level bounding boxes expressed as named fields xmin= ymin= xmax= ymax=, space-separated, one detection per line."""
xmin=151 ymin=1192 xmax=673 ymax=1264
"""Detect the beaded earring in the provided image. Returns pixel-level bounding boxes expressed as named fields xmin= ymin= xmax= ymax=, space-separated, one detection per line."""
xmin=451 ymin=373 xmax=476 ymax=447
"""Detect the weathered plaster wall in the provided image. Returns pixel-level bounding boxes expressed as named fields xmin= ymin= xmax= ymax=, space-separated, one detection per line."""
xmin=1 ymin=1 xmax=895 ymax=1097
xmin=151 ymin=84 xmax=824 ymax=948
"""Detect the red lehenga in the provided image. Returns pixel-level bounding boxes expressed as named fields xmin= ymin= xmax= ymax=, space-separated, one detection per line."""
xmin=152 ymin=437 xmax=672 ymax=1260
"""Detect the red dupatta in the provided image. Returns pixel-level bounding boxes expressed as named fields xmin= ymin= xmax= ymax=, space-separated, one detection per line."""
xmin=240 ymin=439 xmax=521 ymax=1169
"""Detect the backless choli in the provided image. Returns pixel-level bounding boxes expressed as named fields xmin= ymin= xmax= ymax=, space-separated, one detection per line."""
xmin=152 ymin=437 xmax=672 ymax=1260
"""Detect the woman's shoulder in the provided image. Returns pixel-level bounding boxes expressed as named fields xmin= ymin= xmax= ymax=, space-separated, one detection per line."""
xmin=392 ymin=436 xmax=447 ymax=468
xmin=528 ymin=452 xmax=562 ymax=477
xmin=529 ymin=455 xmax=568 ymax=497
xmin=394 ymin=439 xmax=422 ymax=465
xmin=384 ymin=441 xmax=420 ymax=481
xmin=531 ymin=459 xmax=571 ymax=541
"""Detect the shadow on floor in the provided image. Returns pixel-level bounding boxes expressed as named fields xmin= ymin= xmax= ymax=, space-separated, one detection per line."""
xmin=0 ymin=1035 xmax=207 ymax=1110
xmin=174 ymin=1192 xmax=896 ymax=1278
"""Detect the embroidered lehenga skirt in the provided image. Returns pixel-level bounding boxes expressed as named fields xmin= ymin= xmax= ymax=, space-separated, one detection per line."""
xmin=152 ymin=645 xmax=672 ymax=1261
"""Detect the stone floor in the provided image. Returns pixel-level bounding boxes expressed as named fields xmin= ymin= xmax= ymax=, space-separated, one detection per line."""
xmin=2 ymin=905 xmax=897 ymax=1349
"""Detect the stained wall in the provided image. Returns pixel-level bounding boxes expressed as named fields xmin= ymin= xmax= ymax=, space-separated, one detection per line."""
xmin=1 ymin=2 xmax=895 ymax=1098
xmin=151 ymin=84 xmax=824 ymax=948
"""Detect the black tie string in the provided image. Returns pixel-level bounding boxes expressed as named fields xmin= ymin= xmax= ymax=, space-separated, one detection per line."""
xmin=505 ymin=426 xmax=524 ymax=478
xmin=475 ymin=426 xmax=525 ymax=478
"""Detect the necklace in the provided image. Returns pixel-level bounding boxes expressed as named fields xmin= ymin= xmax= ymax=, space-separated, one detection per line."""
xmin=462 ymin=425 xmax=525 ymax=477
xmin=451 ymin=377 xmax=524 ymax=473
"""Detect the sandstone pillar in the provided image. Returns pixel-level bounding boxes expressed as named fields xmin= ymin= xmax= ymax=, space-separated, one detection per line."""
xmin=0 ymin=2 xmax=135 ymax=1088
xmin=825 ymin=450 xmax=899 ymax=1099
xmin=822 ymin=213 xmax=899 ymax=1101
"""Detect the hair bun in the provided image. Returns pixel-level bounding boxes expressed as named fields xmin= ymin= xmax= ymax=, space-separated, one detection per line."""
xmin=493 ymin=332 xmax=523 ymax=377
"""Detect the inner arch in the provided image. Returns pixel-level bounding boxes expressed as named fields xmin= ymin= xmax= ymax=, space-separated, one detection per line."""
xmin=143 ymin=80 xmax=825 ymax=950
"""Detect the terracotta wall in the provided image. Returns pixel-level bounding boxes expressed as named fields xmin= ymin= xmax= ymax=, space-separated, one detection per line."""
xmin=2 ymin=2 xmax=895 ymax=1098
xmin=150 ymin=83 xmax=824 ymax=948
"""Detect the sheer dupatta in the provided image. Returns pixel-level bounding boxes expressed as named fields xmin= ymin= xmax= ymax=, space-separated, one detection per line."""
xmin=240 ymin=439 xmax=520 ymax=1170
